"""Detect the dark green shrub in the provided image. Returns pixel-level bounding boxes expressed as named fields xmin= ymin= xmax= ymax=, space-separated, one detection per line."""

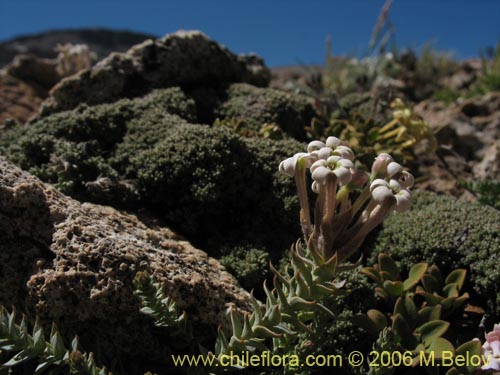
xmin=366 ymin=190 xmax=500 ymax=318
xmin=462 ymin=180 xmax=500 ymax=210
xmin=0 ymin=89 xmax=305 ymax=258
xmin=130 ymin=124 xmax=303 ymax=252
xmin=220 ymin=246 xmax=270 ymax=291
xmin=215 ymin=83 xmax=315 ymax=140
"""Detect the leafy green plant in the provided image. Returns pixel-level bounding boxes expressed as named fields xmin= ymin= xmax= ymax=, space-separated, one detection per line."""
xmin=0 ymin=306 xmax=109 ymax=375
xmin=308 ymin=97 xmax=436 ymax=167
xmin=213 ymin=117 xmax=285 ymax=140
xmin=462 ymin=179 xmax=500 ymax=210
xmin=355 ymin=254 xmax=480 ymax=374
xmin=213 ymin=139 xmax=416 ymax=368
xmin=133 ymin=271 xmax=193 ymax=349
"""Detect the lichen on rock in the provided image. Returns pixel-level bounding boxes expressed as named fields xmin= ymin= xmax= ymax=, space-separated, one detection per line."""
xmin=42 ymin=30 xmax=271 ymax=115
xmin=0 ymin=158 xmax=251 ymax=371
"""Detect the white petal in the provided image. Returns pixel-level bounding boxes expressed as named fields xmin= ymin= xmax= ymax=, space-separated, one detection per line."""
xmin=337 ymin=158 xmax=354 ymax=168
xmin=310 ymin=159 xmax=327 ymax=174
xmin=482 ymin=358 xmax=500 ymax=371
xmin=334 ymin=167 xmax=353 ymax=186
xmin=297 ymin=153 xmax=316 ymax=169
xmin=395 ymin=170 xmax=415 ymax=188
xmin=371 ymin=185 xmax=393 ymax=203
xmin=326 ymin=155 xmax=341 ymax=164
xmin=389 ymin=179 xmax=403 ymax=191
xmin=311 ymin=181 xmax=320 ymax=194
xmin=370 ymin=179 xmax=389 ymax=192
xmin=372 ymin=153 xmax=394 ymax=176
xmin=387 ymin=162 xmax=404 ymax=178
xmin=317 ymin=147 xmax=332 ymax=160
xmin=326 ymin=136 xmax=341 ymax=148
xmin=279 ymin=157 xmax=297 ymax=176
xmin=312 ymin=166 xmax=333 ymax=184
xmin=491 ymin=340 xmax=500 ymax=357
xmin=395 ymin=189 xmax=412 ymax=212
xmin=334 ymin=146 xmax=354 ymax=161
xmin=307 ymin=140 xmax=326 ymax=153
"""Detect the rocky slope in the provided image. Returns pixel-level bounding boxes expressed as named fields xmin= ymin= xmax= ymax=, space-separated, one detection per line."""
xmin=0 ymin=157 xmax=251 ymax=372
xmin=0 ymin=28 xmax=155 ymax=67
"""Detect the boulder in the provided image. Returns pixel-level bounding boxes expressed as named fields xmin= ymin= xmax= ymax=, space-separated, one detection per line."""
xmin=0 ymin=73 xmax=44 ymax=124
xmin=0 ymin=158 xmax=251 ymax=371
xmin=43 ymin=30 xmax=271 ymax=114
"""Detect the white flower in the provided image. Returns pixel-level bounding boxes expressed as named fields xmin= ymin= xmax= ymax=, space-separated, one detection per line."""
xmin=279 ymin=152 xmax=316 ymax=176
xmin=312 ymin=146 xmax=334 ymax=160
xmin=481 ymin=324 xmax=500 ymax=371
xmin=325 ymin=136 xmax=342 ymax=148
xmin=332 ymin=145 xmax=354 ymax=161
xmin=393 ymin=170 xmax=415 ymax=189
xmin=311 ymin=156 xmax=354 ymax=186
xmin=370 ymin=179 xmax=412 ymax=212
xmin=307 ymin=140 xmax=326 ymax=153
xmin=387 ymin=162 xmax=404 ymax=178
xmin=371 ymin=153 xmax=394 ymax=177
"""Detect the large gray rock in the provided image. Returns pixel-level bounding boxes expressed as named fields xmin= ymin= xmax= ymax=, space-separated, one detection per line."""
xmin=43 ymin=30 xmax=270 ymax=114
xmin=0 ymin=158 xmax=250 ymax=371
xmin=416 ymin=92 xmax=500 ymax=181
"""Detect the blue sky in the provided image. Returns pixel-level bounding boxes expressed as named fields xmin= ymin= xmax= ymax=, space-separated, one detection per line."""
xmin=1 ymin=0 xmax=499 ymax=67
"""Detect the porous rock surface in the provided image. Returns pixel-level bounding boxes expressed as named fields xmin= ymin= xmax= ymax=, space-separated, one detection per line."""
xmin=43 ymin=30 xmax=270 ymax=114
xmin=0 ymin=158 xmax=250 ymax=365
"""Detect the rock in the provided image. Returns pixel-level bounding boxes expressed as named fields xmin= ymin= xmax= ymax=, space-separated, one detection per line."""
xmin=416 ymin=92 xmax=500 ymax=182
xmin=0 ymin=28 xmax=156 ymax=67
xmin=0 ymin=157 xmax=251 ymax=371
xmin=1 ymin=88 xmax=304 ymax=258
xmin=43 ymin=30 xmax=271 ymax=114
xmin=5 ymin=54 xmax=60 ymax=90
xmin=0 ymin=73 xmax=44 ymax=124
xmin=476 ymin=141 xmax=500 ymax=180
xmin=441 ymin=59 xmax=482 ymax=91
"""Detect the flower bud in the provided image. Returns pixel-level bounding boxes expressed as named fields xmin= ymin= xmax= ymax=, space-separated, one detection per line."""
xmin=371 ymin=153 xmax=394 ymax=178
xmin=307 ymin=140 xmax=326 ymax=153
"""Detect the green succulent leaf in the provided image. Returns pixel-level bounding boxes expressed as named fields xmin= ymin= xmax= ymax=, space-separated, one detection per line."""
xmin=416 ymin=289 xmax=444 ymax=306
xmin=445 ymin=269 xmax=467 ymax=290
xmin=367 ymin=309 xmax=388 ymax=332
xmin=403 ymin=263 xmax=428 ymax=291
xmin=422 ymin=274 xmax=440 ymax=294
xmin=428 ymin=265 xmax=444 ymax=288
xmin=383 ymin=280 xmax=404 ymax=298
xmin=425 ymin=337 xmax=455 ymax=359
xmin=361 ymin=266 xmax=383 ymax=285
xmin=452 ymin=340 xmax=482 ymax=374
xmin=392 ymin=313 xmax=418 ymax=350
xmin=379 ymin=254 xmax=400 ymax=281
xmin=417 ymin=320 xmax=450 ymax=346
xmin=395 ymin=296 xmax=418 ymax=328
xmin=418 ymin=305 xmax=442 ymax=325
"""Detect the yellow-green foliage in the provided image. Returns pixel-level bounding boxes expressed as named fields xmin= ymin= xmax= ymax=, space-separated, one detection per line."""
xmin=307 ymin=95 xmax=436 ymax=167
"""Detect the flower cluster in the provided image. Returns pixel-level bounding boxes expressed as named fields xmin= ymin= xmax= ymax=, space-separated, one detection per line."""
xmin=279 ymin=137 xmax=414 ymax=262
xmin=477 ymin=324 xmax=500 ymax=371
